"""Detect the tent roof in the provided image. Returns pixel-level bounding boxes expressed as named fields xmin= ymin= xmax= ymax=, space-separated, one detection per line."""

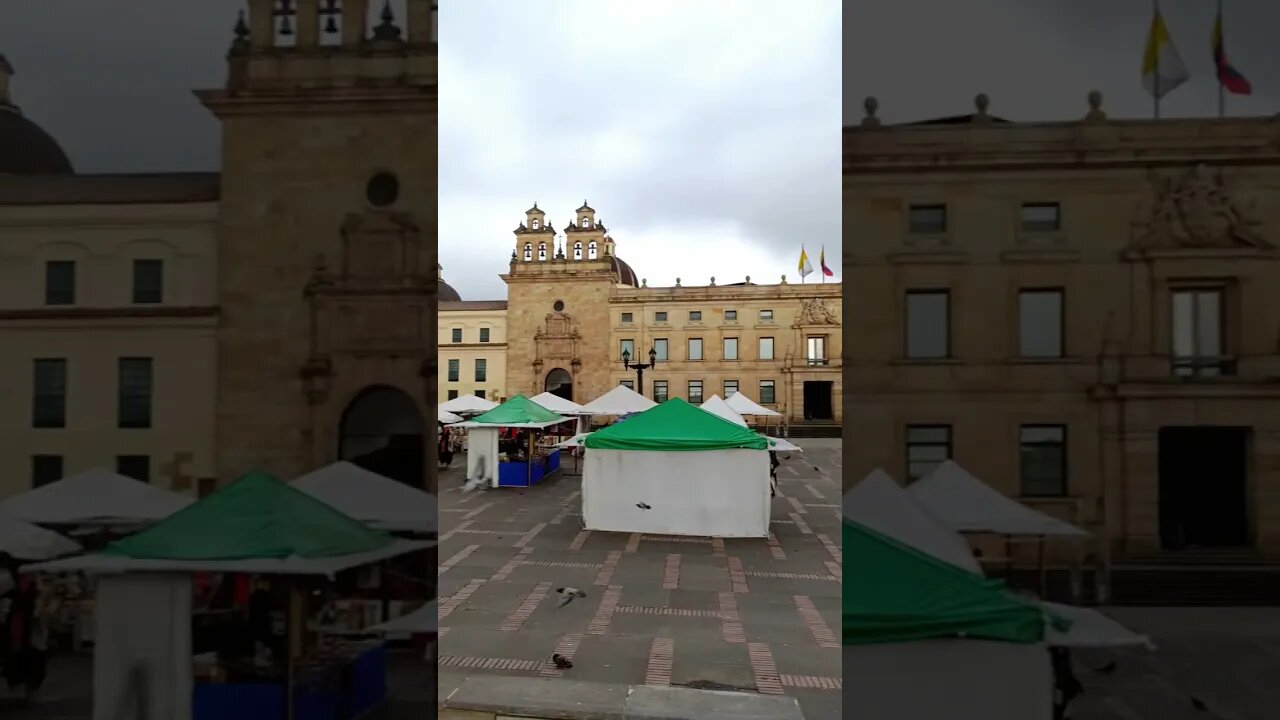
xmin=102 ymin=471 xmax=394 ymax=561
xmin=584 ymin=398 xmax=769 ymax=451
xmin=698 ymin=395 xmax=747 ymax=427
xmin=290 ymin=462 xmax=437 ymax=534
xmin=461 ymin=394 xmax=569 ymax=429
xmin=0 ymin=511 xmax=81 ymax=561
xmin=370 ymin=599 xmax=438 ymax=634
xmin=578 ymin=384 xmax=657 ymax=416
xmin=529 ymin=391 xmax=587 ymax=415
xmin=766 ymin=437 xmax=803 ymax=452
xmin=724 ymin=392 xmax=782 ymax=417
xmin=439 ymin=394 xmax=499 ymax=414
xmin=0 ymin=467 xmax=194 ymax=527
xmin=843 ymin=469 xmax=983 ymax=574
xmin=438 ymin=409 xmax=463 ymax=424
xmin=910 ymin=461 xmax=1090 ymax=538
xmin=843 ymin=518 xmax=1047 ymax=646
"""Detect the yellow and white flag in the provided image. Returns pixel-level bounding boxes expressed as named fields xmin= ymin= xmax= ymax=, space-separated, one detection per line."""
xmin=798 ymin=245 xmax=814 ymax=279
xmin=1141 ymin=6 xmax=1189 ymax=99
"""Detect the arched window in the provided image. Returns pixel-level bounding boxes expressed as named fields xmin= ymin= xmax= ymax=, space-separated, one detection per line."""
xmin=573 ymin=242 xmax=583 ymax=260
xmin=538 ymin=243 xmax=548 ymax=261
xmin=523 ymin=243 xmax=533 ymax=261
xmin=581 ymin=217 xmax=590 ymax=228
xmin=531 ymin=218 xmax=540 ymax=230
xmin=587 ymin=241 xmax=598 ymax=260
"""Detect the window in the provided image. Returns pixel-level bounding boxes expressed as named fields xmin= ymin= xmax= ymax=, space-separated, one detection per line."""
xmin=573 ymin=242 xmax=583 ymax=260
xmin=905 ymin=290 xmax=950 ymax=359
xmin=581 ymin=216 xmax=590 ymax=228
xmin=451 ymin=328 xmax=462 ymax=343
xmin=620 ymin=339 xmax=635 ymax=361
xmin=723 ymin=380 xmax=739 ymax=397
xmin=447 ymin=389 xmax=459 ymax=400
xmin=32 ymin=359 xmax=67 ymax=429
xmin=723 ymin=337 xmax=738 ymax=360
xmin=725 ymin=309 xmax=738 ymax=322
xmin=1172 ymin=288 xmax=1228 ymax=377
xmin=117 ymin=455 xmax=151 ymax=483
xmin=655 ymin=311 xmax=668 ymax=323
xmin=653 ymin=380 xmax=669 ymax=402
xmin=906 ymin=425 xmax=951 ymax=482
xmin=447 ymin=359 xmax=459 ymax=382
xmin=687 ymin=380 xmax=704 ymax=404
xmin=538 ymin=243 xmax=548 ymax=261
xmin=531 ymin=218 xmax=540 ymax=230
xmin=688 ymin=338 xmax=703 ymax=361
xmin=908 ymin=204 xmax=947 ymax=234
xmin=806 ymin=335 xmax=827 ymax=365
xmin=45 ymin=260 xmax=75 ymax=305
xmin=479 ymin=327 xmax=491 ymax=343
xmin=621 ymin=312 xmax=634 ymax=323
xmin=1020 ymin=425 xmax=1067 ymax=497
xmin=653 ymin=338 xmax=669 ymax=361
xmin=1020 ymin=202 xmax=1061 ymax=233
xmin=31 ymin=455 xmax=63 ymax=488
xmin=1018 ymin=289 xmax=1064 ymax=358
xmin=759 ymin=309 xmax=774 ymax=322
xmin=523 ymin=243 xmax=533 ymax=261
xmin=132 ymin=259 xmax=164 ymax=304
xmin=474 ymin=389 xmax=486 ymax=398
xmin=620 ymin=380 xmax=634 ymax=390
xmin=474 ymin=358 xmax=487 ymax=382
xmin=118 ymin=358 xmax=153 ymax=429
xmin=759 ymin=337 xmax=775 ymax=360
xmin=689 ymin=311 xmax=702 ymax=322
xmin=759 ymin=380 xmax=776 ymax=404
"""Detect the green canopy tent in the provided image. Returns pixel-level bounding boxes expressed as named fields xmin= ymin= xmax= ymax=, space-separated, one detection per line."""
xmin=457 ymin=395 xmax=573 ymax=487
xmin=580 ymin=398 xmax=772 ymax=538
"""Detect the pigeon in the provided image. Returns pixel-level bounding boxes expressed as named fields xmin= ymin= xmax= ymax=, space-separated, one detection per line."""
xmin=556 ymin=587 xmax=587 ymax=607
xmin=637 ymin=502 xmax=651 ymax=510
xmin=552 ymin=653 xmax=573 ymax=669
xmin=1093 ymin=662 xmax=1117 ymax=675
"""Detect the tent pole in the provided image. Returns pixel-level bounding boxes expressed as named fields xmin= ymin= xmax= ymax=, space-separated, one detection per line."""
xmin=1037 ymin=537 xmax=1048 ymax=598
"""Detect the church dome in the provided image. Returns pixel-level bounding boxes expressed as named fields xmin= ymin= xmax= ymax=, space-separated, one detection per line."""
xmin=609 ymin=255 xmax=640 ymax=288
xmin=437 ymin=263 xmax=462 ymax=301
xmin=0 ymin=55 xmax=73 ymax=176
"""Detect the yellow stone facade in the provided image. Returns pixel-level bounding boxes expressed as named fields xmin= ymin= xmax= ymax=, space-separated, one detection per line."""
xmin=844 ymin=94 xmax=1280 ymax=559
xmin=438 ymin=296 xmax=508 ymax=402
xmin=0 ymin=2 xmax=438 ymax=497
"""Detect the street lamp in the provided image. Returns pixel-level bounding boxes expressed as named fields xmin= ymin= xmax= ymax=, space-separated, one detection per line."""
xmin=621 ymin=346 xmax=658 ymax=397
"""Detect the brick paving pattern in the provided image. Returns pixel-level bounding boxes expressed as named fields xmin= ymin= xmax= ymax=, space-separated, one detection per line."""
xmin=437 ymin=438 xmax=842 ymax=719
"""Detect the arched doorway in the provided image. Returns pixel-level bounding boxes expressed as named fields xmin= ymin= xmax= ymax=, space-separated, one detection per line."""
xmin=339 ymin=385 xmax=425 ymax=487
xmin=545 ymin=368 xmax=573 ymax=401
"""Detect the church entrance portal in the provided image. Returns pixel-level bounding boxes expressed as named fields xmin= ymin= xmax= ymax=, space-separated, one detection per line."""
xmin=546 ymin=368 xmax=573 ymax=401
xmin=339 ymin=386 xmax=425 ymax=488
xmin=1158 ymin=426 xmax=1250 ymax=550
xmin=802 ymin=381 xmax=834 ymax=421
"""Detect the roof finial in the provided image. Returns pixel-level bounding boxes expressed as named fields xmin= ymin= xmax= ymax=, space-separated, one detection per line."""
xmin=973 ymin=93 xmax=991 ymax=123
xmin=861 ymin=96 xmax=881 ymax=128
xmin=372 ymin=0 xmax=404 ymax=42
xmin=1084 ymin=90 xmax=1106 ymax=123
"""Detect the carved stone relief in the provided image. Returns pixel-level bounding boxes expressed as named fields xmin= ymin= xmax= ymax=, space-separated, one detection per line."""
xmin=1130 ymin=164 xmax=1272 ymax=251
xmin=794 ymin=298 xmax=840 ymax=326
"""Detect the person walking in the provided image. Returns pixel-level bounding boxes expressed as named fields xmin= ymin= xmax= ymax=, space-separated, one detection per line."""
xmin=438 ymin=427 xmax=454 ymax=469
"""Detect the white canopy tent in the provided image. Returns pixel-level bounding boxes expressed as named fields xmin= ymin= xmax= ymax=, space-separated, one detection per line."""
xmin=577 ymin=384 xmax=657 ymax=416
xmin=369 ymin=598 xmax=437 ymax=634
xmin=438 ymin=408 xmax=463 ymax=424
xmin=438 ymin=394 xmax=498 ymax=415
xmin=910 ymin=461 xmax=1090 ymax=538
xmin=0 ymin=467 xmax=194 ymax=527
xmin=766 ymin=437 xmax=803 ymax=452
xmin=290 ymin=462 xmax=438 ymax=534
xmin=0 ymin=511 xmax=82 ymax=560
xmin=698 ymin=395 xmax=748 ymax=426
xmin=530 ymin=391 xmax=591 ymax=436
xmin=724 ymin=392 xmax=782 ymax=417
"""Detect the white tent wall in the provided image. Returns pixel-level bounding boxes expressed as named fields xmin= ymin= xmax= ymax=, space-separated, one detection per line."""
xmin=582 ymin=448 xmax=770 ymax=538
xmin=92 ymin=574 xmax=193 ymax=720
xmin=843 ymin=640 xmax=1052 ymax=720
xmin=465 ymin=426 xmax=500 ymax=488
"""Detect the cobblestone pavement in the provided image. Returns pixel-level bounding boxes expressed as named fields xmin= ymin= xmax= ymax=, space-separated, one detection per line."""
xmin=437 ymin=438 xmax=843 ymax=720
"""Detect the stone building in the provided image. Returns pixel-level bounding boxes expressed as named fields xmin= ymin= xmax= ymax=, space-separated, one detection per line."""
xmin=441 ymin=202 xmax=843 ymax=426
xmin=438 ymin=267 xmax=508 ymax=403
xmin=844 ymin=92 xmax=1280 ymax=563
xmin=0 ymin=1 xmax=438 ymax=498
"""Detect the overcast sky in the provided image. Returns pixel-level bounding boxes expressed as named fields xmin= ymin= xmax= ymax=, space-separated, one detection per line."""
xmin=438 ymin=1 xmax=841 ymax=300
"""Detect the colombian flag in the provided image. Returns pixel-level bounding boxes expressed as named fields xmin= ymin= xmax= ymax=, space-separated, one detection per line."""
xmin=819 ymin=246 xmax=834 ymax=278
xmin=1213 ymin=9 xmax=1252 ymax=95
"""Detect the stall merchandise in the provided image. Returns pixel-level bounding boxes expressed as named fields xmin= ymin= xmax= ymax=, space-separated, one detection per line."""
xmin=27 ymin=472 xmax=431 ymax=720
xmin=0 ymin=467 xmax=194 ymax=528
xmin=581 ymin=398 xmax=770 ymax=538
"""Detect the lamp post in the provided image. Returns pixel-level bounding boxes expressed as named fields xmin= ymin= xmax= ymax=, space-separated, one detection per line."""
xmin=621 ymin=346 xmax=658 ymax=397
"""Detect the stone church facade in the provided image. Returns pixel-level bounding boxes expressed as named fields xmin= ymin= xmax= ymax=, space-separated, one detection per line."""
xmin=0 ymin=1 xmax=438 ymax=496
xmin=844 ymin=93 xmax=1280 ymax=563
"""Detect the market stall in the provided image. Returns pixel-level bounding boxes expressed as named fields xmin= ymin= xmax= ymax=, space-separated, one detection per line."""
xmin=25 ymin=471 xmax=432 ymax=720
xmin=577 ymin=383 xmax=657 ymax=420
xmin=530 ymin=392 xmax=591 ymax=473
xmin=724 ymin=391 xmax=783 ymax=433
xmin=438 ymin=409 xmax=463 ymax=425
xmin=0 ymin=467 xmax=194 ymax=530
xmin=457 ymin=395 xmax=572 ymax=488
xmin=581 ymin=398 xmax=771 ymax=538
xmin=438 ymin=394 xmax=498 ymax=416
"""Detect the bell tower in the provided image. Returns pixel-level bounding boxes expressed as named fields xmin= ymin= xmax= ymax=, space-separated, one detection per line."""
xmin=199 ymin=1 xmax=437 ymax=489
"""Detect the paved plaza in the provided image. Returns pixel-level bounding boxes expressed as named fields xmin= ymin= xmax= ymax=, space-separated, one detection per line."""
xmin=436 ymin=438 xmax=844 ymax=719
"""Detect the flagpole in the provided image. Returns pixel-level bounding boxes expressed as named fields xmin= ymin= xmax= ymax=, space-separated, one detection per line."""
xmin=1217 ymin=0 xmax=1226 ymax=118
xmin=1152 ymin=0 xmax=1160 ymax=120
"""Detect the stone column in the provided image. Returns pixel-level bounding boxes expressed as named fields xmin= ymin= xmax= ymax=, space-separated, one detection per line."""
xmin=295 ymin=0 xmax=320 ymax=48
xmin=343 ymin=0 xmax=370 ymax=47
xmin=407 ymin=0 xmax=433 ymax=45
xmin=248 ymin=0 xmax=275 ymax=50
